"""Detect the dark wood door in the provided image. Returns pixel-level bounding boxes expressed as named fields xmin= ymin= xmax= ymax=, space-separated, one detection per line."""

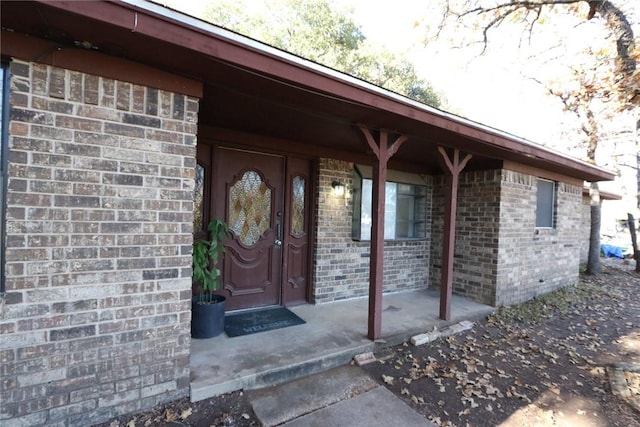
xmin=283 ymin=157 xmax=311 ymax=305
xmin=214 ymin=147 xmax=285 ymax=311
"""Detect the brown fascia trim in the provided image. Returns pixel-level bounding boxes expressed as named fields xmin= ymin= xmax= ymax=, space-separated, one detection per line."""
xmin=35 ymin=1 xmax=614 ymax=182
xmin=582 ymin=186 xmax=623 ymax=200
xmin=512 ymin=165 xmax=621 ymax=200
xmin=504 ymin=160 xmax=583 ymax=186
xmin=0 ymin=30 xmax=203 ymax=98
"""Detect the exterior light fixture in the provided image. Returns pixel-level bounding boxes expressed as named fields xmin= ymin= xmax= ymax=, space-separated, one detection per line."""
xmin=331 ymin=180 xmax=345 ymax=196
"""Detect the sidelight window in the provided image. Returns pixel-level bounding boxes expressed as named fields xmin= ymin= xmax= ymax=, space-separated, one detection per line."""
xmin=193 ymin=163 xmax=205 ymax=233
xmin=291 ymin=175 xmax=305 ymax=236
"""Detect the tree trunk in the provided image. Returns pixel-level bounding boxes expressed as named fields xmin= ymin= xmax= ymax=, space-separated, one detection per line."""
xmin=590 ymin=1 xmax=636 ymax=76
xmin=586 ymin=182 xmax=601 ymax=275
xmin=628 ymin=213 xmax=640 ymax=273
xmin=637 ymin=144 xmax=640 ymax=211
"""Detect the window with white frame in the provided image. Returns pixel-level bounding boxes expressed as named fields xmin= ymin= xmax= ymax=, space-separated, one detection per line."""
xmin=535 ymin=179 xmax=556 ymax=228
xmin=351 ymin=166 xmax=427 ymax=241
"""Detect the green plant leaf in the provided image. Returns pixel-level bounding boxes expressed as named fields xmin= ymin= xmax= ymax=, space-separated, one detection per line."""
xmin=192 ymin=219 xmax=230 ymax=299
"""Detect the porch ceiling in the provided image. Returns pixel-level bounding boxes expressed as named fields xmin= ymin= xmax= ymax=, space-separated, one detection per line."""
xmin=1 ymin=0 xmax=614 ymax=181
xmin=200 ymin=75 xmax=505 ymax=173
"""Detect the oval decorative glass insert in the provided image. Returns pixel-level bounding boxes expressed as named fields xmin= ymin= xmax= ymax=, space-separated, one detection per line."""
xmin=229 ymin=170 xmax=272 ymax=246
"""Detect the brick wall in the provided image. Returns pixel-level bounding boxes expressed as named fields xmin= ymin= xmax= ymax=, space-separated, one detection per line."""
xmin=495 ymin=171 xmax=582 ymax=306
xmin=313 ymin=159 xmax=430 ymax=303
xmin=430 ymin=170 xmax=502 ymax=305
xmin=430 ymin=169 xmax=582 ymax=307
xmin=0 ymin=61 xmax=197 ymax=426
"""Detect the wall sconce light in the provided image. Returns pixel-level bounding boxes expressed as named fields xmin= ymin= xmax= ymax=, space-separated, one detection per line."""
xmin=331 ymin=180 xmax=345 ymax=196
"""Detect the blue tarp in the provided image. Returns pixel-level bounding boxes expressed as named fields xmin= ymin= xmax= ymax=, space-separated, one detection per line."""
xmin=601 ymin=244 xmax=624 ymax=259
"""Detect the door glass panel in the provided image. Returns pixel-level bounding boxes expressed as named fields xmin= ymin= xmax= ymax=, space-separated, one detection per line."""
xmin=291 ymin=175 xmax=305 ymax=236
xmin=229 ymin=170 xmax=271 ymax=246
xmin=193 ymin=163 xmax=205 ymax=232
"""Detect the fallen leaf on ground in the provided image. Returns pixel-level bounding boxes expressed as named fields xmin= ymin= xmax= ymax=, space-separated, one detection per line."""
xmin=163 ymin=409 xmax=177 ymax=422
xmin=179 ymin=407 xmax=192 ymax=420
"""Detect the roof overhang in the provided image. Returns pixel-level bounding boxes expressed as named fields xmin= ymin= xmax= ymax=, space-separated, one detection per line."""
xmin=0 ymin=0 xmax=615 ymax=182
xmin=583 ymin=186 xmax=623 ymax=201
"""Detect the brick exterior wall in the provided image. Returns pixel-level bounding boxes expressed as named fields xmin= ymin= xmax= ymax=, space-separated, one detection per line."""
xmin=430 ymin=169 xmax=582 ymax=307
xmin=0 ymin=61 xmax=197 ymax=427
xmin=495 ymin=171 xmax=582 ymax=306
xmin=313 ymin=159 xmax=431 ymax=303
xmin=430 ymin=170 xmax=502 ymax=305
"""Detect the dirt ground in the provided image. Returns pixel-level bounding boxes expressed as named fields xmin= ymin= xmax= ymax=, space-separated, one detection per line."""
xmin=96 ymin=261 xmax=639 ymax=427
xmin=364 ymin=262 xmax=640 ymax=427
xmin=93 ymin=390 xmax=260 ymax=427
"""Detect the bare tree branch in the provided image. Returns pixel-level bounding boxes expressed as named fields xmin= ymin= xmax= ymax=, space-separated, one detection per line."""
xmin=442 ymin=0 xmax=638 ymax=105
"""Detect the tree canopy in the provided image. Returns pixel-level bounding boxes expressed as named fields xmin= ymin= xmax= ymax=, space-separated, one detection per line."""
xmin=427 ymin=1 xmax=639 ymax=110
xmin=200 ymin=0 xmax=442 ymax=107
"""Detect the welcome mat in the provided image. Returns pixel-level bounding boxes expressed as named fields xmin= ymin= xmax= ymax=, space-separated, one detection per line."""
xmin=224 ymin=307 xmax=306 ymax=337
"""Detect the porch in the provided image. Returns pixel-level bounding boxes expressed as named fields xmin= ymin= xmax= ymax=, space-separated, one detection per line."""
xmin=190 ymin=288 xmax=494 ymax=401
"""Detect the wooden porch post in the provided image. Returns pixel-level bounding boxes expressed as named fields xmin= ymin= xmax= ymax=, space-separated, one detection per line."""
xmin=437 ymin=147 xmax=472 ymax=321
xmin=358 ymin=125 xmax=408 ymax=339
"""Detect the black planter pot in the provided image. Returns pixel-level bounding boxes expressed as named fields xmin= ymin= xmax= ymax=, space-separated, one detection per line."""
xmin=191 ymin=295 xmax=226 ymax=339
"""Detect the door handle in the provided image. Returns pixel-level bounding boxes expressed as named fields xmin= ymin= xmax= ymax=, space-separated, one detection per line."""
xmin=275 ymin=221 xmax=282 ymax=248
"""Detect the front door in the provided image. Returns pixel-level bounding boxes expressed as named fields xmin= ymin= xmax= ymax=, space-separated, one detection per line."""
xmin=214 ymin=147 xmax=285 ymax=311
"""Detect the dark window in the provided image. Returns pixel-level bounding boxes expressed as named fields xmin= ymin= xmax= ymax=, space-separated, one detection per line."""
xmin=536 ymin=179 xmax=555 ymax=228
xmin=1 ymin=62 xmax=9 ymax=293
xmin=194 ymin=144 xmax=213 ymax=240
xmin=352 ymin=168 xmax=427 ymax=241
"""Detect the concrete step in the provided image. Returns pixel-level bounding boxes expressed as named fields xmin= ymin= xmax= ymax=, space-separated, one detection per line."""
xmin=247 ymin=364 xmax=435 ymax=427
xmin=190 ymin=345 xmax=370 ymax=402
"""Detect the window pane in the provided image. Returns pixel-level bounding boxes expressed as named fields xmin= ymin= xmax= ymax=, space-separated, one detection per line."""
xmin=536 ymin=179 xmax=554 ymax=228
xmin=229 ymin=170 xmax=271 ymax=246
xmin=360 ymin=179 xmax=372 ymax=240
xmin=397 ymin=183 xmax=412 ymax=194
xmin=291 ymin=175 xmax=305 ymax=236
xmin=351 ymin=168 xmax=363 ymax=239
xmin=384 ymin=182 xmax=396 ymax=239
xmin=414 ymin=191 xmax=427 ymax=237
xmin=396 ymin=194 xmax=415 ymax=238
xmin=193 ymin=163 xmax=205 ymax=232
xmin=354 ymin=176 xmax=427 ymax=241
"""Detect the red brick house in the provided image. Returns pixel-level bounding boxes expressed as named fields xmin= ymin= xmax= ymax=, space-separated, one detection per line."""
xmin=0 ymin=1 xmax=614 ymax=425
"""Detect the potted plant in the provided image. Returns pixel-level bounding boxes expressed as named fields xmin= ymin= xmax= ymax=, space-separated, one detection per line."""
xmin=191 ymin=219 xmax=230 ymax=339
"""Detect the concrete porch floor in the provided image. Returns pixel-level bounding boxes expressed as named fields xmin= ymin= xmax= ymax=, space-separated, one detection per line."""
xmin=190 ymin=288 xmax=495 ymax=402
